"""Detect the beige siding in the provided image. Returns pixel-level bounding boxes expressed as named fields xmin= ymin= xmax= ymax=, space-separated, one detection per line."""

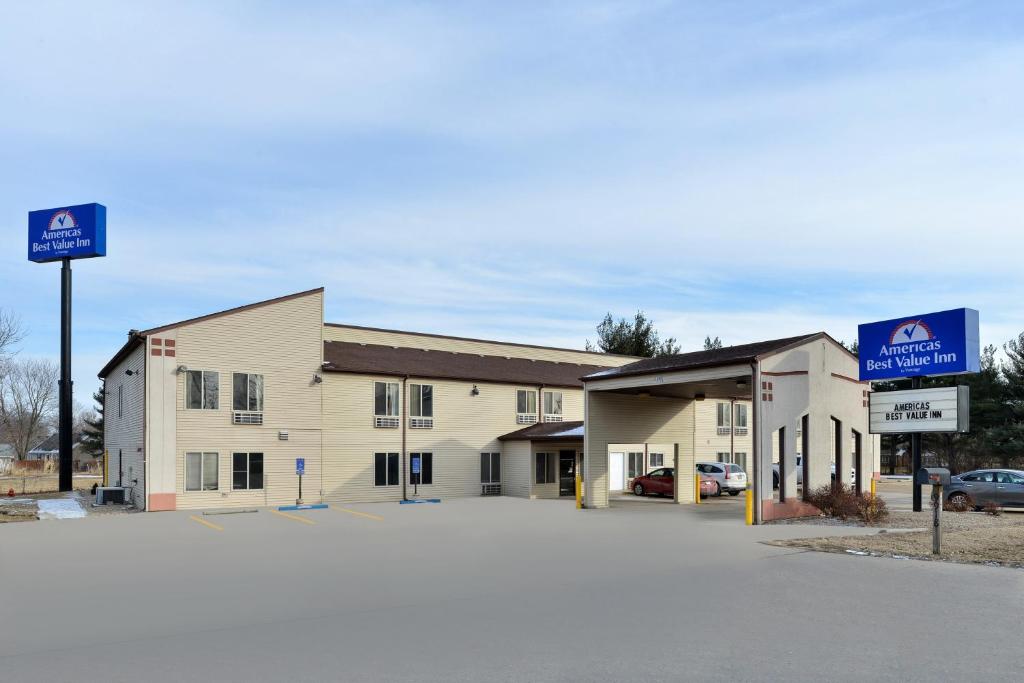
xmin=529 ymin=441 xmax=583 ymax=500
xmin=501 ymin=441 xmax=532 ymax=498
xmin=324 ymin=325 xmax=637 ymax=367
xmin=103 ymin=344 xmax=146 ymax=508
xmin=170 ymin=291 xmax=324 ymax=510
xmin=322 ymin=375 xmax=585 ymax=503
xmin=693 ymin=400 xmax=754 ymax=477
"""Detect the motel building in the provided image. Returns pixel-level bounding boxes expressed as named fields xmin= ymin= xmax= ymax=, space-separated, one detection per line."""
xmin=99 ymin=288 xmax=879 ymax=523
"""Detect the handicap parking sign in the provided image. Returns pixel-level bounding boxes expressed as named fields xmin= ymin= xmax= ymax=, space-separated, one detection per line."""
xmin=296 ymin=458 xmax=305 ymax=475
xmin=411 ymin=455 xmax=421 ymax=475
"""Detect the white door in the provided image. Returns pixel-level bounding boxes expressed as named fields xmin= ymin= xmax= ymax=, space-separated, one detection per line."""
xmin=608 ymin=452 xmax=625 ymax=492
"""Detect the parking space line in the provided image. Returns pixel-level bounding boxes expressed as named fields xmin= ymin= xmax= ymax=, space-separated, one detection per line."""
xmin=270 ymin=509 xmax=316 ymax=525
xmin=189 ymin=515 xmax=223 ymax=532
xmin=333 ymin=507 xmax=383 ymax=521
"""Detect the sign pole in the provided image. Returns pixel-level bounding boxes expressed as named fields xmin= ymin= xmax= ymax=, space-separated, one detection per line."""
xmin=911 ymin=376 xmax=923 ymax=512
xmin=931 ymin=482 xmax=942 ymax=555
xmin=58 ymin=258 xmax=73 ymax=493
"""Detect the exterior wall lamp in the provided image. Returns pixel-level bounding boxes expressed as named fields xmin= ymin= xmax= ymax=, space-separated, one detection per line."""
xmin=471 ymin=385 xmax=480 ymax=396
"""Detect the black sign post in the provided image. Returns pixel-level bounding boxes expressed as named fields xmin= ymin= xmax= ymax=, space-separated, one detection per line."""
xmin=58 ymin=259 xmax=73 ymax=492
xmin=911 ymin=376 xmax=923 ymax=512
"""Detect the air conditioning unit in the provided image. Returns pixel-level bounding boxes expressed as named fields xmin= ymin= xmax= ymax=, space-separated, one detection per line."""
xmin=481 ymin=483 xmax=501 ymax=496
xmin=95 ymin=487 xmax=126 ymax=505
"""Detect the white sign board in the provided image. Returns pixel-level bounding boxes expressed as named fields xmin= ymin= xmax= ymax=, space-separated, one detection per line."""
xmin=869 ymin=386 xmax=969 ymax=434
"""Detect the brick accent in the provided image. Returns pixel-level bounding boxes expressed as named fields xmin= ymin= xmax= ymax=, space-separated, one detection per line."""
xmin=148 ymin=493 xmax=177 ymax=511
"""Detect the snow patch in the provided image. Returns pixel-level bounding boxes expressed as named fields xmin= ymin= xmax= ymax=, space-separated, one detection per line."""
xmin=37 ymin=498 xmax=86 ymax=520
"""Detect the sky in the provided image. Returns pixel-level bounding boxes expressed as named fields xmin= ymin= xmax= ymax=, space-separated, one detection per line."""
xmin=1 ymin=0 xmax=1023 ymax=404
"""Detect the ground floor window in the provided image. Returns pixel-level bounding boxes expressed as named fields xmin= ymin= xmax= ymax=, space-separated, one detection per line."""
xmin=481 ymin=452 xmax=501 ymax=484
xmin=716 ymin=451 xmax=748 ymax=472
xmin=535 ymin=452 xmax=555 ymax=484
xmin=410 ymin=452 xmax=433 ymax=485
xmin=628 ymin=451 xmax=644 ymax=478
xmin=649 ymin=452 xmax=664 ymax=468
xmin=374 ymin=452 xmax=400 ymax=486
xmin=232 ymin=452 xmax=264 ymax=490
xmin=185 ymin=452 xmax=218 ymax=492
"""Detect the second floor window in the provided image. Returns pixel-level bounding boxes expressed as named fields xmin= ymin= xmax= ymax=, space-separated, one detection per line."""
xmin=543 ymin=391 xmax=563 ymax=420
xmin=374 ymin=381 xmax=400 ymax=416
xmin=233 ymin=373 xmax=264 ymax=412
xmin=517 ymin=389 xmax=537 ymax=416
xmin=186 ymin=370 xmax=219 ymax=410
xmin=735 ymin=404 xmax=748 ymax=430
xmin=409 ymin=383 xmax=433 ymax=417
xmin=716 ymin=402 xmax=731 ymax=430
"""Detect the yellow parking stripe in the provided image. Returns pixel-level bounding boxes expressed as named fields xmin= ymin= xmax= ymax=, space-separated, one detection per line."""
xmin=189 ymin=515 xmax=223 ymax=531
xmin=333 ymin=507 xmax=383 ymax=521
xmin=270 ymin=509 xmax=315 ymax=525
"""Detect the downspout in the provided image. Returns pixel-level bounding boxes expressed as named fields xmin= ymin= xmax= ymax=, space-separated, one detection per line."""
xmin=751 ymin=361 xmax=762 ymax=524
xmin=537 ymin=384 xmax=544 ymax=423
xmin=401 ymin=375 xmax=409 ymax=501
xmin=729 ymin=397 xmax=736 ymax=465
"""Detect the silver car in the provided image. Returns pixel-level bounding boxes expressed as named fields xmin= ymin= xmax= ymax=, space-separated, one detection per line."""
xmin=946 ymin=469 xmax=1024 ymax=509
xmin=695 ymin=462 xmax=747 ymax=496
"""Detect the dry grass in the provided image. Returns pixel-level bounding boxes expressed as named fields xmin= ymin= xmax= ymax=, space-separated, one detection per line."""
xmin=770 ymin=510 xmax=1024 ymax=568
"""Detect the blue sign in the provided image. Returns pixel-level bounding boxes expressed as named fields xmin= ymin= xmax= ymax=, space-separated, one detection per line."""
xmin=858 ymin=308 xmax=980 ymax=381
xmin=295 ymin=458 xmax=305 ymax=476
xmin=28 ymin=203 xmax=107 ymax=263
xmin=411 ymin=455 xmax=421 ymax=475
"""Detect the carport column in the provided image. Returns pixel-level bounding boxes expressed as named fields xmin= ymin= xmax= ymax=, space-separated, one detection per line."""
xmin=781 ymin=424 xmax=799 ymax=502
xmin=834 ymin=418 xmax=851 ymax=488
xmin=672 ymin=444 xmax=692 ymax=504
xmin=582 ymin=386 xmax=608 ymax=509
xmin=752 ymin=362 xmax=765 ymax=524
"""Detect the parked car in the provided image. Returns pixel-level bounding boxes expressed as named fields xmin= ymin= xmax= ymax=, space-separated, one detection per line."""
xmin=946 ymin=469 xmax=1024 ymax=509
xmin=772 ymin=457 xmax=856 ymax=489
xmin=695 ymin=462 xmax=747 ymax=496
xmin=630 ymin=468 xmax=717 ymax=498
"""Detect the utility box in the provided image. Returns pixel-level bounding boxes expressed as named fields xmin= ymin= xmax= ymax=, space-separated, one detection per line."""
xmin=915 ymin=467 xmax=950 ymax=487
xmin=95 ymin=487 xmax=126 ymax=505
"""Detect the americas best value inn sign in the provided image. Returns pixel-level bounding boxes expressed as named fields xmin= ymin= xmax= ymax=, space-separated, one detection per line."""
xmin=858 ymin=308 xmax=980 ymax=382
xmin=27 ymin=203 xmax=106 ymax=263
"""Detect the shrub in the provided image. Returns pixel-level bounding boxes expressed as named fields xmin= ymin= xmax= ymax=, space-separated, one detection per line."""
xmin=983 ymin=501 xmax=1002 ymax=516
xmin=856 ymin=494 xmax=889 ymax=525
xmin=806 ymin=484 xmax=860 ymax=520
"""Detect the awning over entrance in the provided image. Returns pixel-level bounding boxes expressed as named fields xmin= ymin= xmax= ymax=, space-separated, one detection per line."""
xmin=580 ymin=333 xmax=877 ymax=523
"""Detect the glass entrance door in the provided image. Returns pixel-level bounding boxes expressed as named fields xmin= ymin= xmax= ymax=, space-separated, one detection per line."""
xmin=558 ymin=450 xmax=577 ymax=496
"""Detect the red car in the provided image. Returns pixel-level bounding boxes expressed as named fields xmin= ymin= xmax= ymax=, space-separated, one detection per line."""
xmin=630 ymin=467 xmax=717 ymax=498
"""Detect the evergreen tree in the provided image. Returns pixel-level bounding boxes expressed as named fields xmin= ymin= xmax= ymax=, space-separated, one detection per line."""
xmin=587 ymin=311 xmax=680 ymax=357
xmin=704 ymin=336 xmax=723 ymax=350
xmin=80 ymin=385 xmax=105 ymax=457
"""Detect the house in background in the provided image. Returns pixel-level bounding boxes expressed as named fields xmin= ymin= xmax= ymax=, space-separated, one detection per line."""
xmin=0 ymin=443 xmax=14 ymax=476
xmin=26 ymin=433 xmax=96 ymax=472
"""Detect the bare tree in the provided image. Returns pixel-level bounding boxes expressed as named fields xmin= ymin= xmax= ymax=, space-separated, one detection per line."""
xmin=0 ymin=309 xmax=24 ymax=359
xmin=0 ymin=358 xmax=59 ymax=460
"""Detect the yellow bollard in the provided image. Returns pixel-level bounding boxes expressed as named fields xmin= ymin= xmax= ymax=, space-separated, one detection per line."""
xmin=745 ymin=487 xmax=754 ymax=525
xmin=870 ymin=477 xmax=877 ymax=499
xmin=575 ymin=475 xmax=582 ymax=510
xmin=694 ymin=471 xmax=700 ymax=505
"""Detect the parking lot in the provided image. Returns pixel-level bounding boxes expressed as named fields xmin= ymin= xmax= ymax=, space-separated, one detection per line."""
xmin=2 ymin=496 xmax=1023 ymax=682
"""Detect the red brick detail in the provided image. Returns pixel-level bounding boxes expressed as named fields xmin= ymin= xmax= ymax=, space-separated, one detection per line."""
xmin=761 ymin=498 xmax=821 ymax=521
xmin=152 ymin=338 xmax=162 ymax=346
xmin=762 ymin=393 xmax=768 ymax=401
xmin=151 ymin=348 xmax=162 ymax=356
xmin=165 ymin=349 xmax=176 ymax=357
xmin=164 ymin=339 xmax=176 ymax=348
xmin=148 ymin=493 xmax=177 ymax=511
xmin=767 ymin=381 xmax=773 ymax=390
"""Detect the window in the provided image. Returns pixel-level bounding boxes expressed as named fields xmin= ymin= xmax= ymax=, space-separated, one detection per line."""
xmin=481 ymin=452 xmax=501 ymax=484
xmin=409 ymin=383 xmax=433 ymax=428
xmin=734 ymin=404 xmax=748 ymax=434
xmin=186 ymin=371 xmax=219 ymax=410
xmin=232 ymin=373 xmax=264 ymax=412
xmin=650 ymin=468 xmax=669 ymax=478
xmin=374 ymin=381 xmax=400 ymax=427
xmin=649 ymin=452 xmax=664 ymax=467
xmin=628 ymin=452 xmax=644 ymax=478
xmin=716 ymin=402 xmax=731 ymax=434
xmin=185 ymin=452 xmax=218 ymax=491
xmin=409 ymin=453 xmax=433 ymax=485
xmin=374 ymin=452 xmax=400 ymax=486
xmin=516 ymin=389 xmax=538 ymax=423
xmin=117 ymin=385 xmax=123 ymax=419
xmin=734 ymin=452 xmax=748 ymax=471
xmin=409 ymin=384 xmax=433 ymax=417
xmin=535 ymin=452 xmax=556 ymax=484
xmin=543 ymin=391 xmax=563 ymax=422
xmin=232 ymin=452 xmax=264 ymax=490
xmin=716 ymin=452 xmax=730 ymax=463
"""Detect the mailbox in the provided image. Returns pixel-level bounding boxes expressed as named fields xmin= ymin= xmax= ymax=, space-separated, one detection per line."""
xmin=916 ymin=467 xmax=950 ymax=487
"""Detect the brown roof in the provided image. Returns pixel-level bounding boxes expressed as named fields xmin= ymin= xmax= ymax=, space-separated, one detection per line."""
xmin=325 ymin=322 xmax=638 ymax=360
xmin=98 ymin=288 xmax=324 ymax=378
xmin=498 ymin=421 xmax=584 ymax=442
xmin=323 ymin=341 xmax=612 ymax=388
xmin=581 ymin=333 xmax=827 ymax=382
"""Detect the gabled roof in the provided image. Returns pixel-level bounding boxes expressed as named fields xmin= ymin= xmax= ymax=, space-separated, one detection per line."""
xmin=582 ymin=333 xmax=828 ymax=382
xmin=28 ymin=432 xmax=83 ymax=454
xmin=498 ymin=420 xmax=584 ymax=441
xmin=98 ymin=288 xmax=324 ymax=378
xmin=323 ymin=342 xmax=611 ymax=388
